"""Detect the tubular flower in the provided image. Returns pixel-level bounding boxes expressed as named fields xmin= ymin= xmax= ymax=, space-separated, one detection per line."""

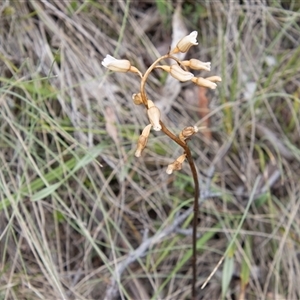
xmin=181 ymin=59 xmax=211 ymax=71
xmin=179 ymin=126 xmax=199 ymax=142
xmin=147 ymin=105 xmax=161 ymax=131
xmin=135 ymin=124 xmax=152 ymax=157
xmin=166 ymin=154 xmax=187 ymax=174
xmin=171 ymin=31 xmax=198 ymax=54
xmin=170 ymin=65 xmax=194 ymax=82
xmin=158 ymin=65 xmax=194 ymax=82
xmin=102 ymin=54 xmax=140 ymax=74
xmin=191 ymin=77 xmax=220 ymax=89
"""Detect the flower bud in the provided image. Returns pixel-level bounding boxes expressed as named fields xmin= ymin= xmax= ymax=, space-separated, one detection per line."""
xmin=181 ymin=59 xmax=211 ymax=71
xmin=166 ymin=154 xmax=186 ymax=174
xmin=171 ymin=31 xmax=198 ymax=54
xmin=132 ymin=93 xmax=143 ymax=105
xmin=191 ymin=77 xmax=217 ymax=89
xmin=102 ymin=54 xmax=140 ymax=74
xmin=179 ymin=126 xmax=199 ymax=142
xmin=135 ymin=136 xmax=147 ymax=157
xmin=135 ymin=124 xmax=152 ymax=157
xmin=141 ymin=123 xmax=152 ymax=137
xmin=205 ymin=76 xmax=222 ymax=82
xmin=147 ymin=106 xmax=161 ymax=131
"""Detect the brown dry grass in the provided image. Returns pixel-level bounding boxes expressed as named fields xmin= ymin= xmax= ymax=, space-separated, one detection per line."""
xmin=1 ymin=1 xmax=300 ymax=299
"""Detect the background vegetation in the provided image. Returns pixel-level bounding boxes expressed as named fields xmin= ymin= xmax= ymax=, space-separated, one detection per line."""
xmin=1 ymin=1 xmax=300 ymax=299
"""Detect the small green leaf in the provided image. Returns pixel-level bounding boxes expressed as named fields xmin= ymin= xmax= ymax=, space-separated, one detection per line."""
xmin=240 ymin=238 xmax=251 ymax=287
xmin=222 ymin=255 xmax=234 ymax=299
xmin=31 ymin=183 xmax=61 ymax=201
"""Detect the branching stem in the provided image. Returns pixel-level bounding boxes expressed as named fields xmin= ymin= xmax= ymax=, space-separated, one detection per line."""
xmin=140 ymin=54 xmax=183 ymax=107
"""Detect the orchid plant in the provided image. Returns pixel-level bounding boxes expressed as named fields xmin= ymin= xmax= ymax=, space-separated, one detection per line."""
xmin=102 ymin=31 xmax=221 ymax=300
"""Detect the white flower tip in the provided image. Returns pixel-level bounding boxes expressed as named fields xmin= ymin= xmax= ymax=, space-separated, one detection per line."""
xmin=189 ymin=31 xmax=198 ymax=43
xmin=204 ymin=62 xmax=211 ymax=71
xmin=135 ymin=150 xmax=142 ymax=157
xmin=153 ymin=125 xmax=162 ymax=131
xmin=101 ymin=61 xmax=107 ymax=68
xmin=101 ymin=54 xmax=114 ymax=68
xmin=166 ymin=166 xmax=173 ymax=174
xmin=194 ymin=126 xmax=199 ymax=133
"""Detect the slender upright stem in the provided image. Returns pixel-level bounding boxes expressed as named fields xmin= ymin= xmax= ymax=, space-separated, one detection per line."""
xmin=160 ymin=124 xmax=200 ymax=299
xmin=140 ymin=56 xmax=200 ymax=299
xmin=185 ymin=147 xmax=199 ymax=300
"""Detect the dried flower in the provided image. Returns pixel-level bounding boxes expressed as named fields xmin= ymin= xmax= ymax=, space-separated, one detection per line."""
xmin=181 ymin=59 xmax=211 ymax=71
xmin=166 ymin=154 xmax=186 ymax=174
xmin=132 ymin=93 xmax=143 ymax=105
xmin=171 ymin=31 xmax=198 ymax=54
xmin=179 ymin=126 xmax=199 ymax=142
xmin=158 ymin=65 xmax=194 ymax=82
xmin=102 ymin=54 xmax=140 ymax=74
xmin=191 ymin=77 xmax=218 ymax=89
xmin=147 ymin=106 xmax=161 ymax=131
xmin=135 ymin=124 xmax=152 ymax=157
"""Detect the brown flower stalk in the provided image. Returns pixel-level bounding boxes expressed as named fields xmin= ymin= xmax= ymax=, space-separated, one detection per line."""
xmin=102 ymin=31 xmax=221 ymax=300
